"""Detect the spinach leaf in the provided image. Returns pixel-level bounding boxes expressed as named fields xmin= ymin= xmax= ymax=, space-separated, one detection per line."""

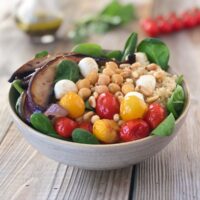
xmin=30 ymin=113 xmax=64 ymax=139
xmin=151 ymin=113 xmax=175 ymax=136
xmin=35 ymin=50 xmax=48 ymax=58
xmin=85 ymin=100 xmax=94 ymax=111
xmin=12 ymin=80 xmax=24 ymax=94
xmin=100 ymin=1 xmax=135 ymax=24
xmin=30 ymin=113 xmax=55 ymax=135
xmin=167 ymin=85 xmax=185 ymax=119
xmin=69 ymin=1 xmax=135 ymax=43
xmin=121 ymin=32 xmax=138 ymax=61
xmin=106 ymin=50 xmax=122 ymax=61
xmin=55 ymin=60 xmax=80 ymax=83
xmin=72 ymin=128 xmax=100 ymax=144
xmin=176 ymin=75 xmax=184 ymax=85
xmin=72 ymin=43 xmax=104 ymax=57
xmin=137 ymin=38 xmax=170 ymax=71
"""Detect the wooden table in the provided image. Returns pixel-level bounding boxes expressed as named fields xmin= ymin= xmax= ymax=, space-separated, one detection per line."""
xmin=0 ymin=0 xmax=200 ymax=199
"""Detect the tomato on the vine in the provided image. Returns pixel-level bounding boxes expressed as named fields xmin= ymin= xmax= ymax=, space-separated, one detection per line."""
xmin=96 ymin=92 xmax=120 ymax=119
xmin=54 ymin=117 xmax=78 ymax=138
xmin=144 ymin=103 xmax=166 ymax=129
xmin=140 ymin=18 xmax=160 ymax=37
xmin=119 ymin=119 xmax=150 ymax=142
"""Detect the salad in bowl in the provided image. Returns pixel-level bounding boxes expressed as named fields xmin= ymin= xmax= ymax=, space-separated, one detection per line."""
xmin=9 ymin=32 xmax=187 ymax=146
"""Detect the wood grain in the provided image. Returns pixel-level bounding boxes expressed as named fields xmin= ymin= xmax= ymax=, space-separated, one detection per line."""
xmin=132 ymin=0 xmax=200 ymax=199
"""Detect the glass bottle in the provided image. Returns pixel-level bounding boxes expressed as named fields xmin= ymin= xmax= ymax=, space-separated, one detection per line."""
xmin=15 ymin=0 xmax=63 ymax=43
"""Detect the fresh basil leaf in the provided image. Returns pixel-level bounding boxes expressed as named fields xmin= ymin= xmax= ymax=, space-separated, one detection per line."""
xmin=167 ymin=85 xmax=185 ymax=118
xmin=12 ymin=80 xmax=24 ymax=94
xmin=72 ymin=43 xmax=104 ymax=57
xmin=151 ymin=113 xmax=175 ymax=136
xmin=106 ymin=50 xmax=122 ymax=60
xmin=72 ymin=128 xmax=100 ymax=144
xmin=137 ymin=38 xmax=170 ymax=71
xmin=35 ymin=50 xmax=48 ymax=58
xmin=55 ymin=60 xmax=80 ymax=83
xmin=176 ymin=75 xmax=184 ymax=85
xmin=121 ymin=32 xmax=138 ymax=61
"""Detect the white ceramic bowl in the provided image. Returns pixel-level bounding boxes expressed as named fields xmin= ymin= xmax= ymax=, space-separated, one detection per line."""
xmin=8 ymin=82 xmax=190 ymax=170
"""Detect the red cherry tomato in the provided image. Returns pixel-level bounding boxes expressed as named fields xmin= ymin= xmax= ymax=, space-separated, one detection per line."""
xmin=54 ymin=117 xmax=78 ymax=138
xmin=119 ymin=119 xmax=150 ymax=142
xmin=182 ymin=13 xmax=197 ymax=28
xmin=158 ymin=19 xmax=172 ymax=33
xmin=140 ymin=18 xmax=160 ymax=37
xmin=144 ymin=103 xmax=166 ymax=130
xmin=79 ymin=122 xmax=93 ymax=133
xmin=193 ymin=8 xmax=200 ymax=24
xmin=96 ymin=92 xmax=120 ymax=119
xmin=168 ymin=13 xmax=183 ymax=31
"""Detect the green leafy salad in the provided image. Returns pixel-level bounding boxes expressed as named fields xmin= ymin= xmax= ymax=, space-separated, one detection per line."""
xmin=9 ymin=32 xmax=186 ymax=144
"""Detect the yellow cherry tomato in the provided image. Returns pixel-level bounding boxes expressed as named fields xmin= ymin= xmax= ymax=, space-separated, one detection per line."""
xmin=120 ymin=96 xmax=147 ymax=121
xmin=59 ymin=92 xmax=85 ymax=118
xmin=93 ymin=119 xmax=119 ymax=144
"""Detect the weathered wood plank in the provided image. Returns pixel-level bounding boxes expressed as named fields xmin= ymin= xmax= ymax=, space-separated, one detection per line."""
xmin=0 ymin=123 xmax=133 ymax=200
xmin=133 ymin=0 xmax=200 ymax=199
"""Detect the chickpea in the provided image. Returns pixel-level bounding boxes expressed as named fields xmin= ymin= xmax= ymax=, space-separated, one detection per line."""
xmin=78 ymin=88 xmax=91 ymax=100
xmin=121 ymin=83 xmax=134 ymax=95
xmin=88 ymin=96 xmax=96 ymax=108
xmin=76 ymin=79 xmax=90 ymax=89
xmin=121 ymin=68 xmax=132 ymax=78
xmin=145 ymin=63 xmax=158 ymax=71
xmin=98 ymin=74 xmax=110 ymax=85
xmin=111 ymin=74 xmax=123 ymax=85
xmin=91 ymin=115 xmax=100 ymax=124
xmin=86 ymin=71 xmax=99 ymax=85
xmin=131 ymin=62 xmax=141 ymax=69
xmin=102 ymin=68 xmax=115 ymax=76
xmin=83 ymin=111 xmax=94 ymax=121
xmin=95 ymin=85 xmax=109 ymax=94
xmin=108 ymin=83 xmax=121 ymax=94
xmin=106 ymin=61 xmax=118 ymax=71
xmin=115 ymin=91 xmax=124 ymax=102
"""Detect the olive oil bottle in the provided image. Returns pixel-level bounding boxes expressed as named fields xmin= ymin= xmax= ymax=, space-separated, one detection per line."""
xmin=15 ymin=0 xmax=63 ymax=43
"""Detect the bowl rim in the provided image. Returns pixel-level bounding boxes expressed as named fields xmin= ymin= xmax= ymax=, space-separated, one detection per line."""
xmin=8 ymin=77 xmax=190 ymax=150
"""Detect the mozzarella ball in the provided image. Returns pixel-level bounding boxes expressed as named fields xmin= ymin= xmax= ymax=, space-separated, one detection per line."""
xmin=135 ymin=52 xmax=149 ymax=66
xmin=136 ymin=75 xmax=156 ymax=92
xmin=78 ymin=57 xmax=98 ymax=77
xmin=54 ymin=80 xmax=78 ymax=99
xmin=125 ymin=91 xmax=145 ymax=102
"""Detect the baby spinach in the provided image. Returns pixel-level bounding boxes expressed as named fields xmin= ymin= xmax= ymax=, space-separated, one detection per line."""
xmin=30 ymin=113 xmax=63 ymax=139
xmin=137 ymin=38 xmax=170 ymax=71
xmin=35 ymin=50 xmax=48 ymax=58
xmin=106 ymin=50 xmax=122 ymax=61
xmin=151 ymin=113 xmax=175 ymax=136
xmin=55 ymin=60 xmax=80 ymax=83
xmin=12 ymin=80 xmax=24 ymax=94
xmin=72 ymin=128 xmax=100 ymax=144
xmin=72 ymin=43 xmax=104 ymax=57
xmin=69 ymin=1 xmax=135 ymax=43
xmin=167 ymin=85 xmax=185 ymax=119
xmin=85 ymin=100 xmax=94 ymax=111
xmin=121 ymin=32 xmax=138 ymax=61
